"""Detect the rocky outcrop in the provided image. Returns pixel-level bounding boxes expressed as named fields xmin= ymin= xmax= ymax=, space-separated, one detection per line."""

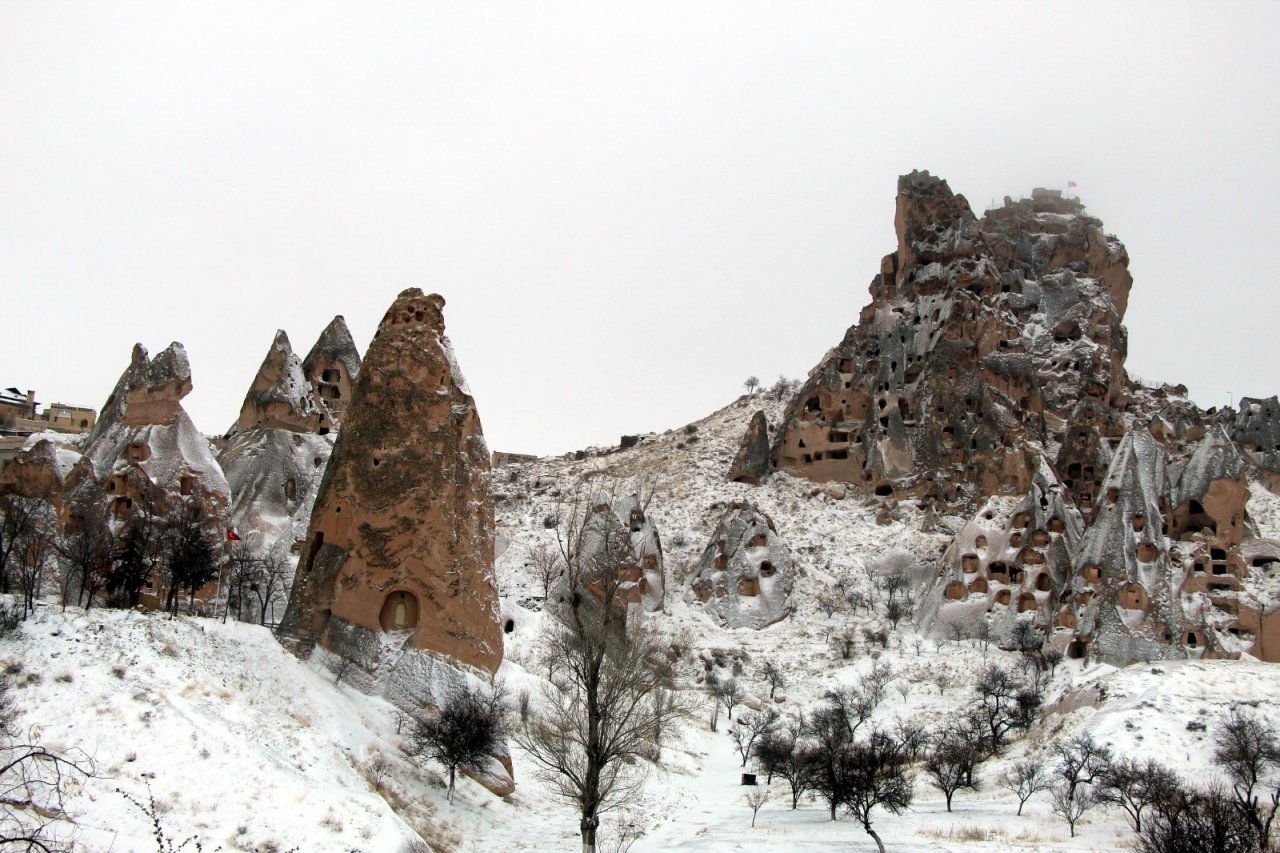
xmin=234 ymin=331 xmax=329 ymax=435
xmin=66 ymin=342 xmax=231 ymax=610
xmin=302 ymin=316 xmax=361 ymax=427
xmin=728 ymin=410 xmax=770 ymax=485
xmin=218 ymin=330 xmax=334 ymax=564
xmin=1229 ymin=396 xmax=1280 ymax=492
xmin=279 ymin=288 xmax=502 ymax=678
xmin=686 ymin=502 xmax=793 ymax=629
xmin=771 ymin=173 xmax=1134 ymax=511
xmin=922 ymin=457 xmax=1083 ymax=646
xmin=0 ymin=435 xmax=83 ymax=509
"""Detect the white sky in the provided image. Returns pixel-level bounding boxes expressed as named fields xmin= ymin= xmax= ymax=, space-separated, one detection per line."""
xmin=2 ymin=2 xmax=1277 ymax=455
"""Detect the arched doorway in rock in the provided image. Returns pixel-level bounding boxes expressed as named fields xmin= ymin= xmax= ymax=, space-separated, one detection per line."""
xmin=379 ymin=590 xmax=420 ymax=632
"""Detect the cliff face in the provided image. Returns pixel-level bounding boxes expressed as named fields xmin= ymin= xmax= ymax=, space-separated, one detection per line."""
xmin=790 ymin=172 xmax=1280 ymax=664
xmin=279 ymin=289 xmax=502 ymax=679
xmin=771 ymin=173 xmax=1133 ymax=510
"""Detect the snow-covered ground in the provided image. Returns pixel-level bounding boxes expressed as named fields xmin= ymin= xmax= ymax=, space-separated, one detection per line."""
xmin=8 ymin=389 xmax=1280 ymax=850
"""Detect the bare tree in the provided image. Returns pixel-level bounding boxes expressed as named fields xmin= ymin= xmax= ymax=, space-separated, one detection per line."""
xmin=10 ymin=500 xmax=56 ymax=618
xmin=925 ymin=721 xmax=983 ymax=811
xmin=758 ymin=660 xmax=785 ymax=700
xmin=1051 ymin=733 xmax=1112 ymax=803
xmin=253 ymin=545 xmax=293 ymax=626
xmin=0 ymin=495 xmax=44 ymax=595
xmin=1050 ymin=782 xmax=1094 ymax=837
xmin=754 ymin=717 xmax=810 ymax=809
xmin=973 ymin=664 xmax=1041 ymax=755
xmin=743 ymin=786 xmax=768 ymax=828
xmin=411 ymin=683 xmax=506 ymax=803
xmin=708 ymin=675 xmax=744 ymax=722
xmin=743 ymin=376 xmax=760 ymax=395
xmin=1001 ymin=757 xmax=1051 ymax=816
xmin=513 ymin=482 xmax=689 ymax=853
xmin=158 ymin=503 xmax=220 ymax=615
xmin=527 ymin=542 xmax=563 ymax=604
xmin=1096 ymin=756 xmax=1180 ymax=833
xmin=56 ymin=491 xmax=113 ymax=611
xmin=1137 ymin=783 xmax=1261 ymax=853
xmin=223 ymin=541 xmax=259 ymax=623
xmin=1214 ymin=706 xmax=1280 ymax=847
xmin=841 ymin=729 xmax=914 ymax=853
xmin=730 ymin=707 xmax=779 ymax=767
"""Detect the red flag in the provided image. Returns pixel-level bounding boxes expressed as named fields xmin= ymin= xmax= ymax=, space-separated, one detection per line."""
xmin=227 ymin=529 xmax=242 ymax=541
xmin=1067 ymin=180 xmax=1078 ymax=188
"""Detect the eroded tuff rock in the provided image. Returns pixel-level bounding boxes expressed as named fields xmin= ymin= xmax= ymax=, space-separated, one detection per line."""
xmin=686 ymin=501 xmax=793 ymax=629
xmin=234 ymin=331 xmax=329 ymax=435
xmin=0 ymin=435 xmax=83 ymax=509
xmin=279 ymin=288 xmax=502 ymax=684
xmin=218 ymin=330 xmax=334 ymax=563
xmin=302 ymin=315 xmax=361 ymax=426
xmin=66 ymin=343 xmax=231 ymax=608
xmin=544 ymin=489 xmax=667 ymax=627
xmin=922 ymin=418 xmax=1280 ymax=664
xmin=922 ymin=457 xmax=1083 ymax=646
xmin=771 ymin=173 xmax=1133 ymax=510
xmin=1229 ymin=396 xmax=1280 ymax=492
xmin=728 ymin=410 xmax=770 ymax=485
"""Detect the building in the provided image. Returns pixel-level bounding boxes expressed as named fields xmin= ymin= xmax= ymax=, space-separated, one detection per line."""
xmin=40 ymin=403 xmax=96 ymax=433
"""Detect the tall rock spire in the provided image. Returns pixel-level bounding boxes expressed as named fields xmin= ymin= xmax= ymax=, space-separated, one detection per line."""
xmin=279 ymin=290 xmax=502 ymax=677
xmin=302 ymin=315 xmax=361 ymax=426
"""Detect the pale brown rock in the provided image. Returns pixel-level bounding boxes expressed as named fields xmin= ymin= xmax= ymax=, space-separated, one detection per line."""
xmin=728 ymin=410 xmax=770 ymax=485
xmin=234 ymin=331 xmax=328 ymax=435
xmin=302 ymin=315 xmax=361 ymax=426
xmin=279 ymin=290 xmax=503 ymax=676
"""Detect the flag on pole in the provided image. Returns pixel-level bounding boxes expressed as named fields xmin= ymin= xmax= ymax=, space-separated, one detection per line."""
xmin=1067 ymin=180 xmax=1078 ymax=188
xmin=227 ymin=529 xmax=242 ymax=541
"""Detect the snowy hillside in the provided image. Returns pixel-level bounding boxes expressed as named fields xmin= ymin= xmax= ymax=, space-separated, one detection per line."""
xmin=7 ymin=387 xmax=1280 ymax=851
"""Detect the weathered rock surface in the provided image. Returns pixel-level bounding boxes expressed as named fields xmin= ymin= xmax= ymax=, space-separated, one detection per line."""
xmin=0 ymin=434 xmax=83 ymax=508
xmin=302 ymin=315 xmax=361 ymax=427
xmin=234 ymin=331 xmax=329 ymax=436
xmin=728 ymin=410 xmax=770 ymax=485
xmin=219 ymin=330 xmax=334 ymax=563
xmin=771 ymin=173 xmax=1133 ymax=510
xmin=922 ymin=457 xmax=1083 ymax=647
xmin=279 ymin=288 xmax=503 ymax=680
xmin=686 ymin=501 xmax=793 ymax=629
xmin=1229 ymin=396 xmax=1280 ymax=492
xmin=66 ymin=343 xmax=231 ymax=609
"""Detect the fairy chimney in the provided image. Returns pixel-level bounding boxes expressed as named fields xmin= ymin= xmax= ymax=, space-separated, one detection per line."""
xmin=279 ymin=290 xmax=503 ymax=679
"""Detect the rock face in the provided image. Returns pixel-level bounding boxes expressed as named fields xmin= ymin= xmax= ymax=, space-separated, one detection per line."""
xmin=816 ymin=171 xmax=1280 ymax=664
xmin=686 ymin=501 xmax=793 ymax=629
xmin=728 ymin=410 xmax=770 ymax=485
xmin=234 ymin=331 xmax=329 ymax=435
xmin=771 ymin=173 xmax=1132 ymax=510
xmin=922 ymin=457 xmax=1084 ymax=646
xmin=278 ymin=290 xmax=503 ymax=682
xmin=66 ymin=343 xmax=231 ymax=609
xmin=1229 ymin=396 xmax=1280 ymax=492
xmin=302 ymin=315 xmax=361 ymax=427
xmin=0 ymin=435 xmax=83 ymax=509
xmin=218 ymin=331 xmax=334 ymax=568
xmin=566 ymin=491 xmax=666 ymax=615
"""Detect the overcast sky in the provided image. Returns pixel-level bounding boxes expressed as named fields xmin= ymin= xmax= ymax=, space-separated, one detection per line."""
xmin=2 ymin=2 xmax=1277 ymax=456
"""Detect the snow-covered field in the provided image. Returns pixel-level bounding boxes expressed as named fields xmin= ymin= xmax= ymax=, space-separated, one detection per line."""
xmin=7 ymin=390 xmax=1280 ymax=851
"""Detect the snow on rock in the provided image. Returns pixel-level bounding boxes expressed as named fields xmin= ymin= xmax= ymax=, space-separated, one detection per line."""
xmin=686 ymin=501 xmax=794 ymax=630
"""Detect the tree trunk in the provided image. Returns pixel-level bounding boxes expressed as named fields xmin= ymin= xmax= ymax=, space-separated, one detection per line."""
xmin=448 ymin=766 xmax=456 ymax=802
xmin=865 ymin=824 xmax=887 ymax=853
xmin=580 ymin=814 xmax=598 ymax=853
